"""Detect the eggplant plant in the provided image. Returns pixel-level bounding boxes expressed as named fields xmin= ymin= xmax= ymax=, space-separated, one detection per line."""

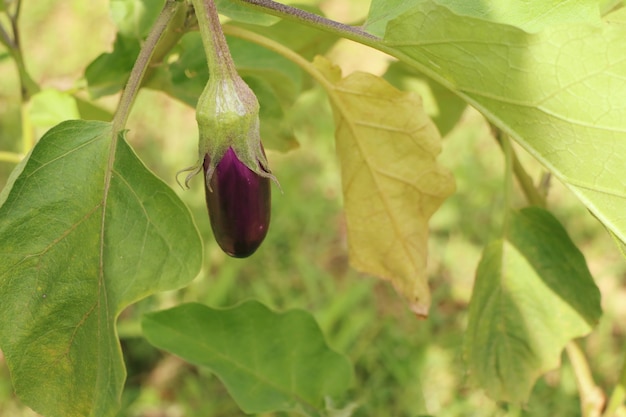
xmin=0 ymin=0 xmax=624 ymax=416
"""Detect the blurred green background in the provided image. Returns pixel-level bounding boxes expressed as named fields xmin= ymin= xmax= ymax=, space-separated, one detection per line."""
xmin=1 ymin=1 xmax=625 ymax=416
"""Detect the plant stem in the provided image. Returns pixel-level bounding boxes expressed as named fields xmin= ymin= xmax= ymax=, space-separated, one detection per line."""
xmin=492 ymin=125 xmax=546 ymax=208
xmin=190 ymin=0 xmax=238 ymax=80
xmin=142 ymin=2 xmax=192 ymax=88
xmin=500 ymin=128 xmax=513 ymax=232
xmin=0 ymin=151 xmax=23 ymax=164
xmin=112 ymin=0 xmax=181 ymax=133
xmin=229 ymin=0 xmax=379 ymax=42
xmin=566 ymin=341 xmax=606 ymax=417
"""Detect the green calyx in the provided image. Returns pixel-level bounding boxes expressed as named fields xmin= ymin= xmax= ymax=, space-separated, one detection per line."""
xmin=180 ymin=0 xmax=276 ymax=188
xmin=202 ymin=74 xmax=273 ymax=180
xmin=178 ymin=68 xmax=275 ymax=187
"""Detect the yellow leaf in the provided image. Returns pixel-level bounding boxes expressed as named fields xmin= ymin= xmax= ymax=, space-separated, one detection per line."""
xmin=314 ymin=56 xmax=455 ymax=317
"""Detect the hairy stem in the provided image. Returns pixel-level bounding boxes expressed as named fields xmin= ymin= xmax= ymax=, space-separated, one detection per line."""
xmin=190 ymin=0 xmax=239 ymax=79
xmin=142 ymin=2 xmax=192 ymax=87
xmin=229 ymin=0 xmax=379 ymax=42
xmin=112 ymin=0 xmax=181 ymax=132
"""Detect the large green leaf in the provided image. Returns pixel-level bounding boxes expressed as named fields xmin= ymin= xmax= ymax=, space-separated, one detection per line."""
xmin=365 ymin=0 xmax=601 ymax=36
xmin=142 ymin=301 xmax=353 ymax=416
xmin=314 ymin=56 xmax=455 ymax=316
xmin=464 ymin=207 xmax=602 ymax=403
xmin=0 ymin=120 xmax=203 ymax=417
xmin=377 ymin=0 xmax=626 ymax=247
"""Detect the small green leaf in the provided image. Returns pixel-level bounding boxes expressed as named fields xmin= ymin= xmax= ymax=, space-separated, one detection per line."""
xmin=142 ymin=301 xmax=353 ymax=416
xmin=464 ymin=207 xmax=602 ymax=403
xmin=29 ymin=89 xmax=80 ymax=129
xmin=0 ymin=120 xmax=203 ymax=417
xmin=85 ymin=35 xmax=140 ymax=98
xmin=75 ymin=96 xmax=114 ymax=122
xmin=110 ymin=0 xmax=166 ymax=38
xmin=216 ymin=0 xmax=280 ymax=26
xmin=231 ymin=4 xmax=338 ymax=60
xmin=243 ymin=76 xmax=299 ymax=151
xmin=86 ymin=0 xmax=167 ymax=98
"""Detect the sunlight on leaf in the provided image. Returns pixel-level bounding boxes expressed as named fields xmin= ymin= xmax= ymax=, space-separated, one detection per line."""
xmin=365 ymin=0 xmax=601 ymax=37
xmin=380 ymin=1 xmax=626 ymax=248
xmin=0 ymin=120 xmax=202 ymax=417
xmin=142 ymin=301 xmax=353 ymax=416
xmin=464 ymin=208 xmax=601 ymax=403
xmin=314 ymin=56 xmax=455 ymax=317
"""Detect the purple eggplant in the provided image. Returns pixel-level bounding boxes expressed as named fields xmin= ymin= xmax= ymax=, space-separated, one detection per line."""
xmin=203 ymin=147 xmax=271 ymax=258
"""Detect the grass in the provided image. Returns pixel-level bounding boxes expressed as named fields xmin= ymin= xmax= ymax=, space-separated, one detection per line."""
xmin=1 ymin=1 xmax=625 ymax=417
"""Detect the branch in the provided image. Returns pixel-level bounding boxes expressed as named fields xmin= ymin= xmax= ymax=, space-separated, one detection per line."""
xmin=566 ymin=341 xmax=606 ymax=417
xmin=112 ymin=0 xmax=181 ymax=132
xmin=228 ymin=0 xmax=379 ymax=42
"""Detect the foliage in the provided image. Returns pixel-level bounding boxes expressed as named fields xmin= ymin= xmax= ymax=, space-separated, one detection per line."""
xmin=0 ymin=0 xmax=624 ymax=416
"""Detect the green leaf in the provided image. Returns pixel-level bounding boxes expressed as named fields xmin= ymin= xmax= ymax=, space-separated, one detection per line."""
xmin=365 ymin=0 xmax=601 ymax=37
xmin=314 ymin=56 xmax=455 ymax=316
xmin=243 ymin=76 xmax=299 ymax=151
xmin=85 ymin=35 xmax=140 ymax=98
xmin=216 ymin=0 xmax=280 ymax=26
xmin=28 ymin=89 xmax=81 ymax=130
xmin=75 ymin=97 xmax=114 ymax=122
xmin=230 ymin=36 xmax=302 ymax=106
xmin=231 ymin=4 xmax=338 ymax=60
xmin=464 ymin=207 xmax=602 ymax=403
xmin=142 ymin=301 xmax=353 ymax=416
xmin=86 ymin=0 xmax=167 ymax=98
xmin=0 ymin=120 xmax=203 ymax=417
xmin=110 ymin=0 xmax=166 ymax=38
xmin=433 ymin=0 xmax=602 ymax=31
xmin=381 ymin=1 xmax=626 ymax=248
xmin=365 ymin=0 xmax=421 ymax=37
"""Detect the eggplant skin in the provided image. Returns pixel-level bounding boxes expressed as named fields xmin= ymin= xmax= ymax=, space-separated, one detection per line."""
xmin=203 ymin=147 xmax=271 ymax=258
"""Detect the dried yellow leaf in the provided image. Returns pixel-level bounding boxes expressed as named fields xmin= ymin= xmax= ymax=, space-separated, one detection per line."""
xmin=315 ymin=56 xmax=455 ymax=317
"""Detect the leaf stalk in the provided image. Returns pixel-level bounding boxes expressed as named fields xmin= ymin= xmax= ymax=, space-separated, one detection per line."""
xmin=229 ymin=0 xmax=379 ymax=42
xmin=492 ymin=125 xmax=546 ymax=208
xmin=566 ymin=341 xmax=605 ymax=417
xmin=112 ymin=0 xmax=181 ymax=133
xmin=0 ymin=151 xmax=23 ymax=164
xmin=190 ymin=0 xmax=239 ymax=81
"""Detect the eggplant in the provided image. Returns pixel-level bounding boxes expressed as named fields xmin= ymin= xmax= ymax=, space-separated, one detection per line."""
xmin=203 ymin=147 xmax=271 ymax=258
